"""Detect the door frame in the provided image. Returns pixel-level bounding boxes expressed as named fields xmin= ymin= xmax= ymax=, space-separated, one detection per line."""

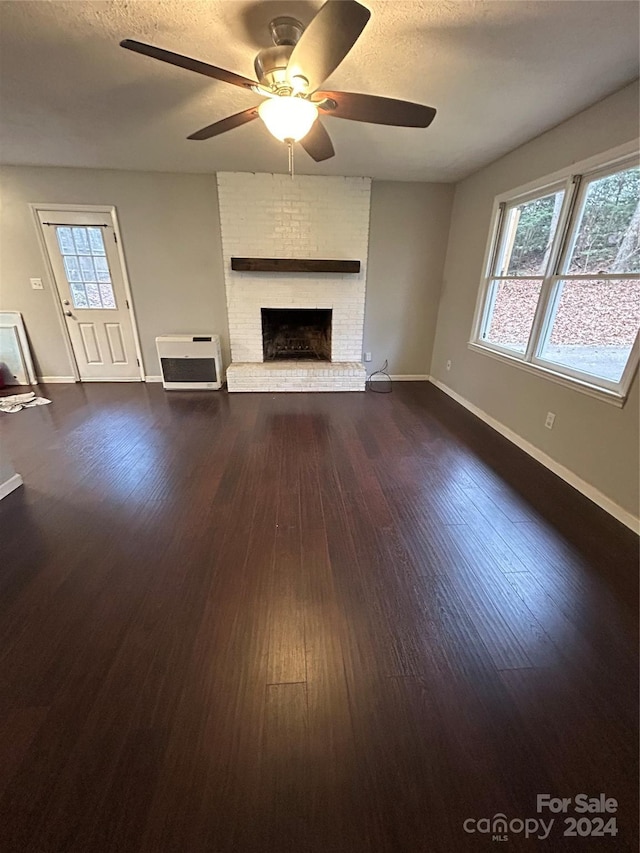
xmin=30 ymin=202 xmax=146 ymax=381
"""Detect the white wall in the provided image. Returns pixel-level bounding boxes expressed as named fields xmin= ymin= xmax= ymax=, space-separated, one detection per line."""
xmin=364 ymin=181 xmax=454 ymax=376
xmin=431 ymin=81 xmax=640 ymax=519
xmin=0 ymin=167 xmax=229 ymax=377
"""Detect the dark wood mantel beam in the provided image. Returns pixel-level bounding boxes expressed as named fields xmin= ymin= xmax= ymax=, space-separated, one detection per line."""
xmin=231 ymin=258 xmax=361 ymax=273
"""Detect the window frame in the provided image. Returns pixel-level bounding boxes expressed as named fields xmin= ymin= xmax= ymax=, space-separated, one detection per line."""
xmin=470 ymin=142 xmax=640 ymax=406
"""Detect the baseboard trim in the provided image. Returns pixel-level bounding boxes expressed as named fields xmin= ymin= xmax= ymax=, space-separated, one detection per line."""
xmin=0 ymin=473 xmax=23 ymax=501
xmin=80 ymin=377 xmax=142 ymax=383
xmin=430 ymin=378 xmax=640 ymax=534
xmin=36 ymin=376 xmax=76 ymax=383
xmin=369 ymin=374 xmax=431 ymax=381
xmin=144 ymin=375 xmax=163 ymax=383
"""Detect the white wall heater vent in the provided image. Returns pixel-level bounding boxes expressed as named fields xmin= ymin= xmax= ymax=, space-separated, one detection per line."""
xmin=156 ymin=335 xmax=223 ymax=390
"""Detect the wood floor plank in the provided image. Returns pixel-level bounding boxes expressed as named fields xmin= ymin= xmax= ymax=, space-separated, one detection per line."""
xmin=260 ymin=682 xmax=310 ymax=850
xmin=267 ymin=523 xmax=306 ymax=684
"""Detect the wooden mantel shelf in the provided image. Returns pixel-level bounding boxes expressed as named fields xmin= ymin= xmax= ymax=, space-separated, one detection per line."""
xmin=231 ymin=257 xmax=361 ymax=274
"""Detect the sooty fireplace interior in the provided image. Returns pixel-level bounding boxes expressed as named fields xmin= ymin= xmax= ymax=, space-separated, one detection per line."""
xmin=262 ymin=308 xmax=332 ymax=361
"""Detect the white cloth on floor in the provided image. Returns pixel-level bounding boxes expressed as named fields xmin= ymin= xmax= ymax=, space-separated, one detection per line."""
xmin=0 ymin=391 xmax=51 ymax=413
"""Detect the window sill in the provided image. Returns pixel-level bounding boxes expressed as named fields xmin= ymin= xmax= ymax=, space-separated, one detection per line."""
xmin=467 ymin=342 xmax=627 ymax=407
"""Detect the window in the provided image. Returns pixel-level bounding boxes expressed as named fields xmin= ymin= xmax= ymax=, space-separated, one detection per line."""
xmin=55 ymin=225 xmax=117 ymax=309
xmin=472 ymin=153 xmax=640 ymax=403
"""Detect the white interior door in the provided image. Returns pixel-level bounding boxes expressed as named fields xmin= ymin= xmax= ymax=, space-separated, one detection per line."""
xmin=38 ymin=210 xmax=141 ymax=381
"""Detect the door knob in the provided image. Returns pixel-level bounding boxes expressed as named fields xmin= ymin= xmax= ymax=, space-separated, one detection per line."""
xmin=63 ymin=299 xmax=70 ymax=305
xmin=64 ymin=310 xmax=72 ymax=317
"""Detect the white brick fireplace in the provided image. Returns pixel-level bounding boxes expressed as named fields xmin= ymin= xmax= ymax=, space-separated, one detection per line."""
xmin=216 ymin=172 xmax=371 ymax=392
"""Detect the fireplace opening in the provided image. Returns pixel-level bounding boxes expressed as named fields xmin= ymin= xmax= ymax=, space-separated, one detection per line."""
xmin=262 ymin=308 xmax=332 ymax=361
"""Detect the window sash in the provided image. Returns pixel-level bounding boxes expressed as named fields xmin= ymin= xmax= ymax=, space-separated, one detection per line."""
xmin=487 ymin=180 xmax=569 ymax=280
xmin=557 ymin=160 xmax=639 ymax=277
xmin=479 ymin=276 xmax=545 ymax=360
xmin=532 ymin=273 xmax=640 ymax=391
xmin=473 ymin=154 xmax=640 ymax=399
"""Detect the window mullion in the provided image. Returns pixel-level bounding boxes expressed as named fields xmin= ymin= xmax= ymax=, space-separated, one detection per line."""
xmin=479 ymin=278 xmax=498 ymax=341
xmin=487 ymin=202 xmax=507 ymax=277
xmin=525 ymin=275 xmax=557 ymax=362
xmin=553 ymin=175 xmax=584 ymax=276
xmin=531 ymin=174 xmax=588 ymax=363
xmin=524 ymin=176 xmax=580 ymax=362
xmin=473 ymin=201 xmax=507 ymax=342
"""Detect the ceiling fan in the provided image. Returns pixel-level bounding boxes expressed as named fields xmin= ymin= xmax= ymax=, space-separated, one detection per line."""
xmin=120 ymin=0 xmax=436 ymax=163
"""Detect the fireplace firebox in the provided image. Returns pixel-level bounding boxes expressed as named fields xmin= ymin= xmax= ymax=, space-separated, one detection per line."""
xmin=262 ymin=308 xmax=332 ymax=361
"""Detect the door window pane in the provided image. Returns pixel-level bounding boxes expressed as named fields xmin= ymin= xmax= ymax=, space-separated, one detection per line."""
xmin=567 ymin=166 xmax=640 ymax=274
xmin=56 ymin=227 xmax=76 ymax=255
xmin=87 ymin=227 xmax=106 ymax=254
xmin=482 ymin=279 xmax=542 ymax=353
xmin=498 ymin=190 xmax=565 ymax=277
xmin=63 ymin=255 xmax=82 ymax=282
xmin=70 ymin=283 xmax=89 ymax=309
xmin=79 ymin=256 xmax=97 ymax=282
xmin=72 ymin=227 xmax=91 ymax=255
xmin=93 ymin=255 xmax=111 ymax=283
xmin=538 ymin=278 xmax=640 ymax=381
xmin=99 ymin=283 xmax=116 ymax=308
xmin=85 ymin=282 xmax=102 ymax=308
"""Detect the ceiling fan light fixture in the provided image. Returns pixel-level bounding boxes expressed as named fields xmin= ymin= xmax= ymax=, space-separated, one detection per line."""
xmin=258 ymin=96 xmax=318 ymax=142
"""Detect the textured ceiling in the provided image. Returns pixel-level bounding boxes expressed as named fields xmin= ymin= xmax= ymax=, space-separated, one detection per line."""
xmin=0 ymin=1 xmax=638 ymax=181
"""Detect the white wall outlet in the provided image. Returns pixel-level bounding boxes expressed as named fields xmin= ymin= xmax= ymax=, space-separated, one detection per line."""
xmin=30 ymin=277 xmax=44 ymax=290
xmin=364 ymin=352 xmax=372 ymax=362
xmin=545 ymin=411 xmax=556 ymax=429
xmin=446 ymin=359 xmax=452 ymax=371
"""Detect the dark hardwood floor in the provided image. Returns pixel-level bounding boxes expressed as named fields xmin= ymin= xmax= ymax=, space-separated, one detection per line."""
xmin=0 ymin=381 xmax=637 ymax=852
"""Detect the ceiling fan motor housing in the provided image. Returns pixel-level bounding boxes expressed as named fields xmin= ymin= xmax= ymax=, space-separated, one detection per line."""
xmin=254 ymin=17 xmax=306 ymax=90
xmin=254 ymin=45 xmax=293 ymax=88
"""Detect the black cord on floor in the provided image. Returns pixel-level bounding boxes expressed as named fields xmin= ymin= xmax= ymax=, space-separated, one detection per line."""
xmin=366 ymin=359 xmax=392 ymax=393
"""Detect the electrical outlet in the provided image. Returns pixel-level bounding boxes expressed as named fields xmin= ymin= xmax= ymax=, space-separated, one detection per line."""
xmin=545 ymin=411 xmax=556 ymax=430
xmin=446 ymin=360 xmax=452 ymax=371
xmin=364 ymin=352 xmax=372 ymax=362
xmin=30 ymin=277 xmax=44 ymax=290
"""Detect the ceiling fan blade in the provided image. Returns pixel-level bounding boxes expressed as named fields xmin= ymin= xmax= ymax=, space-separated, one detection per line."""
xmin=300 ymin=120 xmax=335 ymax=162
xmin=120 ymin=40 xmax=258 ymax=90
xmin=316 ymin=91 xmax=436 ymax=127
xmin=188 ymin=107 xmax=260 ymax=141
xmin=286 ymin=1 xmax=371 ymax=93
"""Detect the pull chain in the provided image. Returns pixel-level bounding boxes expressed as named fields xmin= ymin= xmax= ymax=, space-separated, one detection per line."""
xmin=286 ymin=139 xmax=294 ymax=179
